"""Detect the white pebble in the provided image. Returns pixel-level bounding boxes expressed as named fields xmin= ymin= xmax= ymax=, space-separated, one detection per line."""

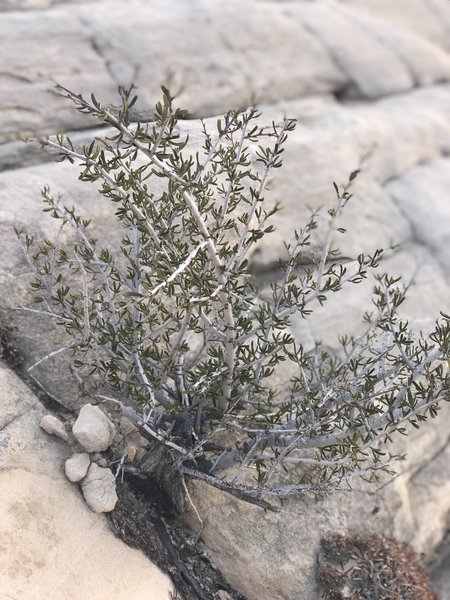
xmin=72 ymin=404 xmax=116 ymax=452
xmin=81 ymin=463 xmax=118 ymax=513
xmin=65 ymin=453 xmax=90 ymax=482
xmin=40 ymin=414 xmax=69 ymax=442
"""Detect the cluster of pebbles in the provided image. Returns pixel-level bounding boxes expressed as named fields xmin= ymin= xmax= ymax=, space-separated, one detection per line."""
xmin=40 ymin=404 xmax=137 ymax=513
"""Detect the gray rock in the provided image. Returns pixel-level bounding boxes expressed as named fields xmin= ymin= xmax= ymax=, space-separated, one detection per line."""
xmin=90 ymin=453 xmax=108 ymax=467
xmin=256 ymin=85 xmax=450 ymax=266
xmin=0 ymin=126 xmax=109 ymax=172
xmin=386 ymin=157 xmax=450 ymax=278
xmin=299 ymin=3 xmax=414 ymax=99
xmin=0 ymin=9 xmax=117 ymax=144
xmin=0 ymin=0 xmax=448 ymax=140
xmin=81 ymin=463 xmax=118 ymax=513
xmin=0 ymin=0 xmax=336 ymax=143
xmin=0 ymin=0 xmax=91 ymax=9
xmin=64 ymin=452 xmax=90 ymax=482
xmin=289 ymin=245 xmax=450 ymax=354
xmin=39 ymin=414 xmax=68 ymax=442
xmin=408 ymin=442 xmax=450 ymax=555
xmin=76 ymin=0 xmax=344 ymax=118
xmin=338 ymin=4 xmax=450 ymax=89
xmin=72 ymin=404 xmax=116 ymax=453
xmin=0 ymin=158 xmax=127 ymax=410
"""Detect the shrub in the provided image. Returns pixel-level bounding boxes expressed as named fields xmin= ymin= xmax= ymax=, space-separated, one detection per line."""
xmin=18 ymin=85 xmax=450 ymax=509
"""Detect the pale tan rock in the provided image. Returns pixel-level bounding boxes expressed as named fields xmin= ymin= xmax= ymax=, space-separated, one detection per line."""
xmin=64 ymin=452 xmax=90 ymax=483
xmin=81 ymin=463 xmax=118 ymax=513
xmin=40 ymin=414 xmax=68 ymax=442
xmin=0 ymin=361 xmax=173 ymax=600
xmin=72 ymin=404 xmax=116 ymax=453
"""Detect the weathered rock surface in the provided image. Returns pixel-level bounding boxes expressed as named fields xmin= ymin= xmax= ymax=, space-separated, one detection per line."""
xmin=65 ymin=452 xmax=90 ymax=482
xmin=40 ymin=413 xmax=69 ymax=442
xmin=72 ymin=403 xmax=116 ymax=452
xmin=257 ymin=84 xmax=450 ymax=265
xmin=0 ymin=9 xmax=117 ymax=144
xmin=1 ymin=0 xmax=449 ymax=144
xmin=184 ymin=402 xmax=450 ymax=600
xmin=1 ymin=0 xmax=450 ymax=598
xmin=339 ymin=0 xmax=450 ymax=50
xmin=81 ymin=463 xmax=118 ymax=513
xmin=0 ymin=360 xmax=172 ymax=599
xmin=386 ymin=157 xmax=450 ymax=277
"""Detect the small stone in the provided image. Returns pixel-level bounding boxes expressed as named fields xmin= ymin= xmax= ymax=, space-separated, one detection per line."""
xmin=126 ymin=444 xmax=137 ymax=463
xmin=215 ymin=592 xmax=233 ymax=600
xmin=81 ymin=463 xmax=118 ymax=513
xmin=40 ymin=414 xmax=69 ymax=442
xmin=65 ymin=453 xmax=90 ymax=483
xmin=72 ymin=404 xmax=116 ymax=453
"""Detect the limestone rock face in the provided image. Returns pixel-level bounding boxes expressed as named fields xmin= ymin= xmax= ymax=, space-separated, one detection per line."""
xmin=81 ymin=463 xmax=118 ymax=513
xmin=1 ymin=0 xmax=449 ymax=144
xmin=72 ymin=404 xmax=116 ymax=453
xmin=65 ymin=452 xmax=90 ymax=482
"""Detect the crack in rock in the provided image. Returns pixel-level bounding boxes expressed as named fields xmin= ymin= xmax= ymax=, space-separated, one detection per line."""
xmin=78 ymin=14 xmax=119 ymax=85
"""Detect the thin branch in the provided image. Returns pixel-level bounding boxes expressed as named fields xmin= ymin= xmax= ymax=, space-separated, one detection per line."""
xmin=148 ymin=242 xmax=207 ymax=296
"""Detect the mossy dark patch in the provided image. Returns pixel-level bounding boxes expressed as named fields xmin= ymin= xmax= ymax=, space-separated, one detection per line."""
xmin=0 ymin=323 xmax=23 ymax=369
xmin=318 ymin=533 xmax=438 ymax=600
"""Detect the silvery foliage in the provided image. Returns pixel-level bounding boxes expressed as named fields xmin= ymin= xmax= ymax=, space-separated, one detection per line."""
xmin=17 ymin=85 xmax=449 ymax=509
